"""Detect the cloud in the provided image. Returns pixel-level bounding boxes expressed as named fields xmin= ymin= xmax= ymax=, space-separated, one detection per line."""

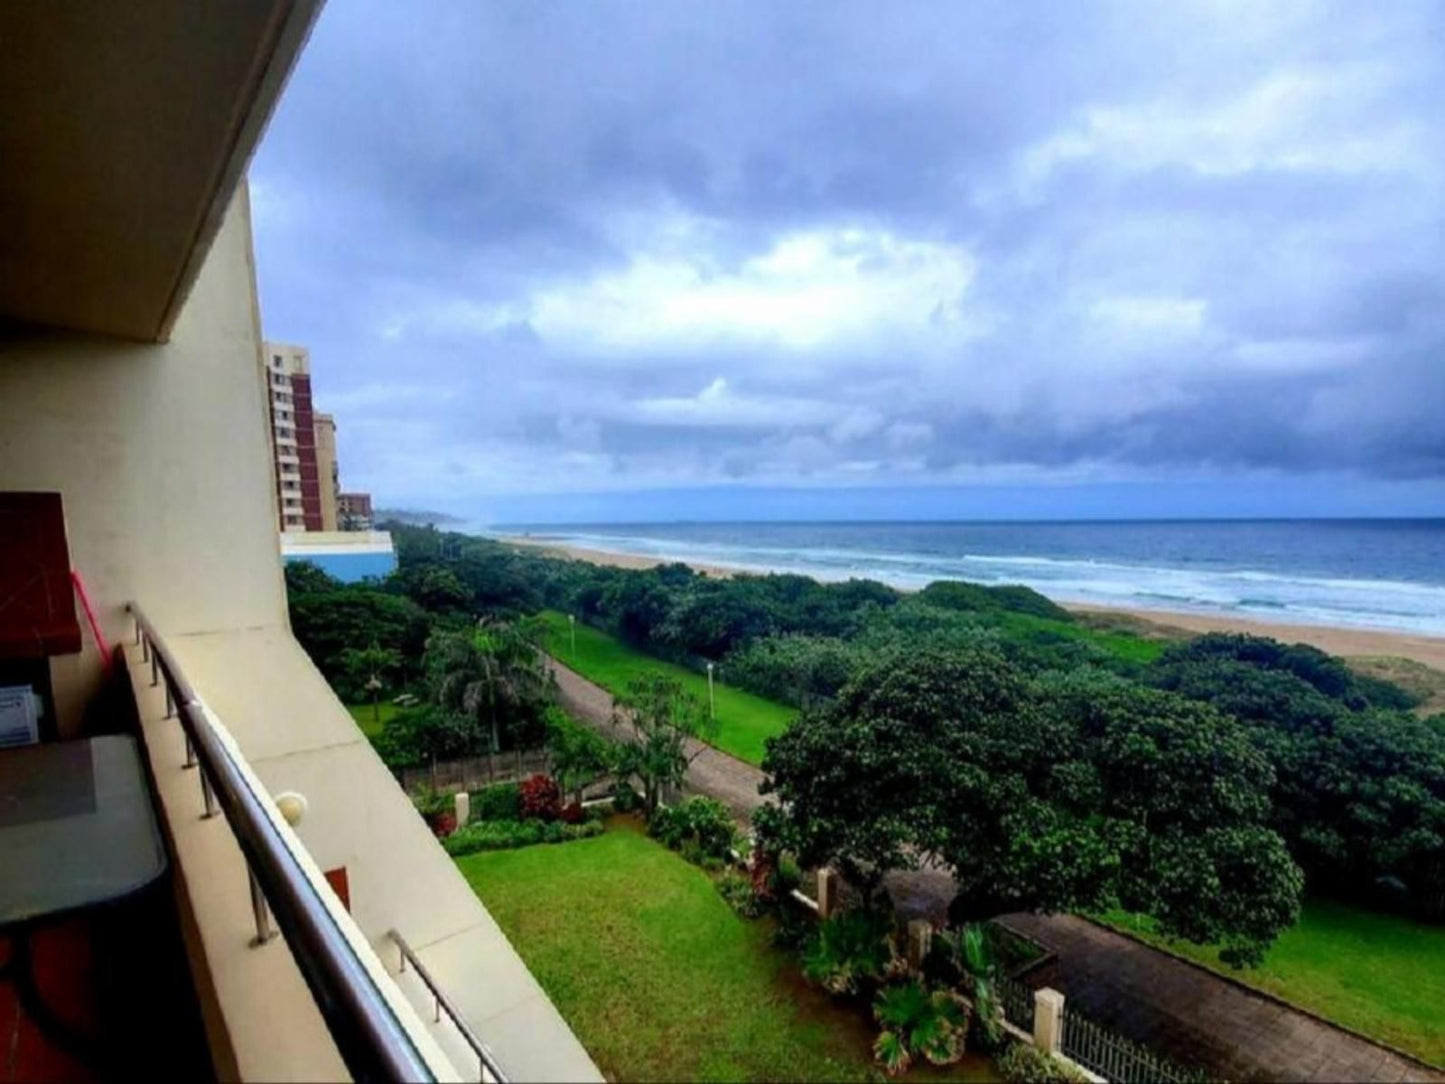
xmin=249 ymin=0 xmax=1445 ymax=516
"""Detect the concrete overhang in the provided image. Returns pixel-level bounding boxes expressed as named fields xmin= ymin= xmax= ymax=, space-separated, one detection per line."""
xmin=0 ymin=1 xmax=322 ymax=342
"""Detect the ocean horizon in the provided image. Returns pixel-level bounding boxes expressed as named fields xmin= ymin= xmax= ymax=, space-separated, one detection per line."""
xmin=482 ymin=518 xmax=1445 ymax=637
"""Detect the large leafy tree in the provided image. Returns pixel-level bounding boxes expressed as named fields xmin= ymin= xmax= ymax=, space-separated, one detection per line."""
xmin=611 ymin=674 xmax=718 ymax=815
xmin=759 ymin=649 xmax=1303 ymax=966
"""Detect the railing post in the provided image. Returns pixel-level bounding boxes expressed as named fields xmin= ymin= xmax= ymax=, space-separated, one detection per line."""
xmin=141 ymin=633 xmax=149 ymax=661
xmin=164 ymin=684 xmax=175 ymax=719
xmin=150 ymin=654 xmax=159 ymax=687
xmin=1034 ymin=987 xmax=1065 ymax=1056
xmin=249 ymin=866 xmax=278 ymax=946
xmin=183 ymin=732 xmax=197 ymax=769
xmin=199 ymin=767 xmax=220 ymax=819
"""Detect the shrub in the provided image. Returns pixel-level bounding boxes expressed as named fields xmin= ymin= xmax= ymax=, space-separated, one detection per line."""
xmin=802 ymin=910 xmax=900 ymax=995
xmin=996 ymin=1043 xmax=1091 ymax=1083
xmin=560 ymin=800 xmax=585 ymax=824
xmin=716 ymin=871 xmax=764 ymax=918
xmin=872 ymin=980 xmax=970 ymax=1074
xmin=412 ymin=786 xmax=456 ymax=837
xmin=519 ymin=773 xmax=562 ymax=821
xmin=611 ymin=781 xmax=642 ymax=813
xmin=648 ymin=797 xmax=737 ymax=863
xmin=471 ymin=782 xmax=521 ymax=822
xmin=442 ymin=817 xmax=603 ymax=857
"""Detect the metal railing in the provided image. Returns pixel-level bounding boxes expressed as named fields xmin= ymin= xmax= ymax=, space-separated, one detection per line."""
xmin=1060 ymin=1006 xmax=1204 ymax=1084
xmin=390 ymin=930 xmax=508 ymax=1083
xmin=127 ymin=603 xmax=437 ymax=1083
xmin=996 ymin=974 xmax=1035 ymax=1032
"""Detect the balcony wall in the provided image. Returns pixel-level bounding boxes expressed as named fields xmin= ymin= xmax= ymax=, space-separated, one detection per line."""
xmin=0 ymin=189 xmax=600 ymax=1080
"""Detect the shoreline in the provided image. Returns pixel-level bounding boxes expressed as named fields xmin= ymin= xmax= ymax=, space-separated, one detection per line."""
xmin=498 ymin=535 xmax=1445 ymax=674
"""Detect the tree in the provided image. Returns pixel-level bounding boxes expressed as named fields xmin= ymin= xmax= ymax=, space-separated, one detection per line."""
xmin=760 ymin=650 xmax=1303 ymax=966
xmin=611 ymin=674 xmax=717 ymax=815
xmin=338 ymin=642 xmax=402 ymax=725
xmin=547 ymin=710 xmax=616 ymax=805
xmin=426 ymin=620 xmax=555 ymax=754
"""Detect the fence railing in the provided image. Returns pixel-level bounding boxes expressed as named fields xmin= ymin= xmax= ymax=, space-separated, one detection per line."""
xmin=390 ymin=929 xmax=507 ymax=1083
xmin=1061 ymin=1005 xmax=1203 ymax=1084
xmin=127 ymin=603 xmax=442 ymax=1082
xmin=996 ymin=974 xmax=1035 ymax=1032
xmin=393 ymin=750 xmax=551 ymax=794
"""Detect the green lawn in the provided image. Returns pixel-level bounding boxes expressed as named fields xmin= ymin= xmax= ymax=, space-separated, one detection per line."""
xmin=1100 ymin=899 xmax=1445 ymax=1066
xmin=347 ymin=700 xmax=401 ymax=740
xmin=457 ymin=821 xmax=997 ymax=1082
xmin=538 ymin=611 xmax=796 ymax=765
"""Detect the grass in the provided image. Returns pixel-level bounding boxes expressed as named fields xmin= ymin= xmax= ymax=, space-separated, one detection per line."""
xmin=537 ymin=611 xmax=796 ymax=765
xmin=1347 ymin=655 xmax=1445 ymax=715
xmin=1099 ymin=898 xmax=1445 ymax=1066
xmin=347 ymin=700 xmax=401 ymax=740
xmin=457 ymin=820 xmax=998 ymax=1083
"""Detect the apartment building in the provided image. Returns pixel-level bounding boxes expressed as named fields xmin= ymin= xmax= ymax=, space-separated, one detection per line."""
xmin=339 ymin=490 xmax=375 ymax=530
xmin=265 ymin=342 xmax=338 ymax=533
xmin=316 ymin=412 xmax=341 ymax=531
xmin=0 ymin=5 xmax=597 ymax=1082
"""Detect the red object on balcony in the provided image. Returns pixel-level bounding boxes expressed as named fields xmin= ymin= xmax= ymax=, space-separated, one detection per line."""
xmin=0 ymin=493 xmax=82 ymax=657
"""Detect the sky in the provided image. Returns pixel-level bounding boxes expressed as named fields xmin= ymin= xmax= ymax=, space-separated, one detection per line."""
xmin=250 ymin=0 xmax=1445 ymax=523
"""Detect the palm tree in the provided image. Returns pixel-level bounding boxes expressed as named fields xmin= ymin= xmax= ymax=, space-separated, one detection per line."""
xmin=338 ymin=641 xmax=402 ymax=726
xmin=427 ymin=619 xmax=555 ymax=754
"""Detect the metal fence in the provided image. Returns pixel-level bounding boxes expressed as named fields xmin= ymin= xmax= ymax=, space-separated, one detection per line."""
xmin=393 ymin=749 xmax=551 ymax=794
xmin=1061 ymin=1006 xmax=1204 ymax=1084
xmin=996 ymin=974 xmax=1035 ymax=1032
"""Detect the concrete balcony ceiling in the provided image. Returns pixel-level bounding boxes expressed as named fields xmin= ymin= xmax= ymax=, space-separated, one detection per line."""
xmin=0 ymin=1 xmax=321 ymax=342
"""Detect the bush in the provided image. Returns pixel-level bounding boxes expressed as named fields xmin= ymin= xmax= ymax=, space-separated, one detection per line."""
xmin=471 ymin=782 xmax=521 ymax=822
xmin=872 ymin=980 xmax=970 ymax=1074
xmin=560 ymin=800 xmax=585 ymax=824
xmin=611 ymin=781 xmax=642 ymax=813
xmin=442 ymin=817 xmax=604 ymax=857
xmin=648 ymin=797 xmax=738 ymax=862
xmin=716 ymin=871 xmax=765 ymax=918
xmin=802 ymin=910 xmax=900 ymax=995
xmin=519 ymin=773 xmax=562 ymax=820
xmin=996 ymin=1043 xmax=1091 ymax=1084
xmin=411 ymin=787 xmax=456 ymax=837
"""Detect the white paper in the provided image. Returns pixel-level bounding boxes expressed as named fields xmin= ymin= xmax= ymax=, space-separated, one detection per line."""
xmin=0 ymin=685 xmax=39 ymax=748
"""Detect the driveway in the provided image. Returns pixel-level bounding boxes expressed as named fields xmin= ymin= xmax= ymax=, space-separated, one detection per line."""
xmin=549 ymin=656 xmax=1442 ymax=1084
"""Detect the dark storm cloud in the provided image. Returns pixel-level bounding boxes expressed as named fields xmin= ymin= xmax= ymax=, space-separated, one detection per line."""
xmin=250 ymin=0 xmax=1445 ymax=511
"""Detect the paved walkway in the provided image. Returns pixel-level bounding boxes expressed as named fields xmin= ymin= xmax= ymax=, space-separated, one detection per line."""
xmin=550 ymin=657 xmax=1442 ymax=1084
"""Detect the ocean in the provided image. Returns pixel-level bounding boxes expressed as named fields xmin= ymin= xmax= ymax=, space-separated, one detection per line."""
xmin=494 ymin=520 xmax=1445 ymax=636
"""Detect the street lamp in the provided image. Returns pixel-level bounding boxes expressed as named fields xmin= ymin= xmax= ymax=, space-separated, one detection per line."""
xmin=705 ymin=661 xmax=716 ymax=721
xmin=365 ymin=673 xmax=383 ymax=728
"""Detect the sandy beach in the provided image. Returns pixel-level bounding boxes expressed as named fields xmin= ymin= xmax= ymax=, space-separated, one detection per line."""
xmin=500 ymin=535 xmax=1445 ymax=680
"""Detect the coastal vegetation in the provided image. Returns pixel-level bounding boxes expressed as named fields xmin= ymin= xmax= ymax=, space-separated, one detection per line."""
xmin=286 ymin=524 xmax=1445 ymax=946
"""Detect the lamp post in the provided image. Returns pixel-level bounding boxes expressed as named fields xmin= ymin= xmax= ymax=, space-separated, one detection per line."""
xmin=705 ymin=661 xmax=716 ymax=721
xmin=365 ymin=673 xmax=383 ymax=728
xmin=568 ymin=613 xmax=576 ymax=658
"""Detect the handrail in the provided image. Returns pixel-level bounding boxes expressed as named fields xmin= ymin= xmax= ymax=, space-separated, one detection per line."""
xmin=126 ymin=603 xmax=436 ymax=1083
xmin=389 ymin=930 xmax=509 ymax=1083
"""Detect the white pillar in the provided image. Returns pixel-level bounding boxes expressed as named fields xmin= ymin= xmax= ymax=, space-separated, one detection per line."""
xmin=454 ymin=790 xmax=470 ymax=829
xmin=1033 ymin=987 xmax=1065 ymax=1055
xmin=906 ymin=919 xmax=933 ymax=970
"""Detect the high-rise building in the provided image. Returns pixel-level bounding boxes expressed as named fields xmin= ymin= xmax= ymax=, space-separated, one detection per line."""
xmin=0 ymin=6 xmax=594 ymax=1080
xmin=263 ymin=342 xmax=323 ymax=532
xmin=314 ymin=412 xmax=340 ymax=531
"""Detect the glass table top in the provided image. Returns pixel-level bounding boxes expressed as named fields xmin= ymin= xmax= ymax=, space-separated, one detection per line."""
xmin=0 ymin=735 xmax=167 ymax=927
